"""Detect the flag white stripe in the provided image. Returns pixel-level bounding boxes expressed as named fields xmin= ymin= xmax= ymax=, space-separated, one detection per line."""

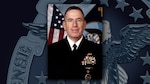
xmin=47 ymin=4 xmax=54 ymax=39
xmin=52 ymin=29 xmax=60 ymax=43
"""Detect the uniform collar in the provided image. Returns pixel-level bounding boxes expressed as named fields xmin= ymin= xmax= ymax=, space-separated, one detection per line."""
xmin=67 ymin=36 xmax=83 ymax=51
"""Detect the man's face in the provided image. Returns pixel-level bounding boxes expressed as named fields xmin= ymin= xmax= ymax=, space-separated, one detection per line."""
xmin=63 ymin=9 xmax=86 ymax=40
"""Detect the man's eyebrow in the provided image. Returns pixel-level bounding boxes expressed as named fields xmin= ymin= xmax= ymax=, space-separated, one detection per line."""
xmin=77 ymin=18 xmax=83 ymax=19
xmin=66 ymin=18 xmax=73 ymax=20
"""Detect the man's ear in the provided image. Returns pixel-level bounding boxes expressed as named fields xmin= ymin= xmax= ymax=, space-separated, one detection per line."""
xmin=63 ymin=21 xmax=66 ymax=30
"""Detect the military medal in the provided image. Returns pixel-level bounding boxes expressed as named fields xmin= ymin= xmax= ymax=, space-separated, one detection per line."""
xmin=81 ymin=53 xmax=96 ymax=80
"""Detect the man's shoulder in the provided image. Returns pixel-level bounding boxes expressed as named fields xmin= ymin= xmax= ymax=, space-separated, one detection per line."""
xmin=83 ymin=38 xmax=102 ymax=49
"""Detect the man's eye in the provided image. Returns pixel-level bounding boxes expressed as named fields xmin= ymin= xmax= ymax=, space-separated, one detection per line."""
xmin=77 ymin=19 xmax=82 ymax=22
xmin=67 ymin=19 xmax=73 ymax=22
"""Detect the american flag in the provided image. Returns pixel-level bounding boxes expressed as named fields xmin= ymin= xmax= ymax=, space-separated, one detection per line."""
xmin=47 ymin=4 xmax=66 ymax=45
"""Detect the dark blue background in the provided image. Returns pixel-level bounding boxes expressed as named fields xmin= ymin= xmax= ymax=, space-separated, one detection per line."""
xmin=1 ymin=0 xmax=150 ymax=84
xmin=103 ymin=0 xmax=150 ymax=84
xmin=0 ymin=0 xmax=38 ymax=84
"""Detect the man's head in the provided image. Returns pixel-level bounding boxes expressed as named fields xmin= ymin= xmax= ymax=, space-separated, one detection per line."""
xmin=63 ymin=6 xmax=86 ymax=42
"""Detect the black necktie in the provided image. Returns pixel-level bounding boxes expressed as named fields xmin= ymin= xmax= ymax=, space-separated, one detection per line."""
xmin=73 ymin=44 xmax=77 ymax=51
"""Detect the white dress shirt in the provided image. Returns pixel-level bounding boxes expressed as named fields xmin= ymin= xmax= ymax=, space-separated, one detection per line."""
xmin=67 ymin=36 xmax=83 ymax=51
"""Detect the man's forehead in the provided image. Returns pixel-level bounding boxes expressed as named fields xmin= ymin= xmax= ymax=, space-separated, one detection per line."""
xmin=65 ymin=10 xmax=84 ymax=19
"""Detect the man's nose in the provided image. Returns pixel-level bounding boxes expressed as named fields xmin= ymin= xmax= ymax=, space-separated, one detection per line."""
xmin=73 ymin=20 xmax=77 ymax=27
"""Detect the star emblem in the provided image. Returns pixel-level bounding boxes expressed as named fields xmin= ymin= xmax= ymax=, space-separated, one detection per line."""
xmin=140 ymin=51 xmax=150 ymax=66
xmin=140 ymin=70 xmax=150 ymax=84
xmin=115 ymin=0 xmax=129 ymax=12
xmin=129 ymin=7 xmax=144 ymax=22
xmin=35 ymin=71 xmax=48 ymax=84
xmin=99 ymin=0 xmax=109 ymax=7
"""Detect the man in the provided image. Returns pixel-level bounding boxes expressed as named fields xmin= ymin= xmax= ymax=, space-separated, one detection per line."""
xmin=48 ymin=5 xmax=102 ymax=80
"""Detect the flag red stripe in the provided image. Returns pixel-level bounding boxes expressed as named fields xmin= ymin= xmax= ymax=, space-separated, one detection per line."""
xmin=48 ymin=28 xmax=54 ymax=45
xmin=59 ymin=29 xmax=64 ymax=41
